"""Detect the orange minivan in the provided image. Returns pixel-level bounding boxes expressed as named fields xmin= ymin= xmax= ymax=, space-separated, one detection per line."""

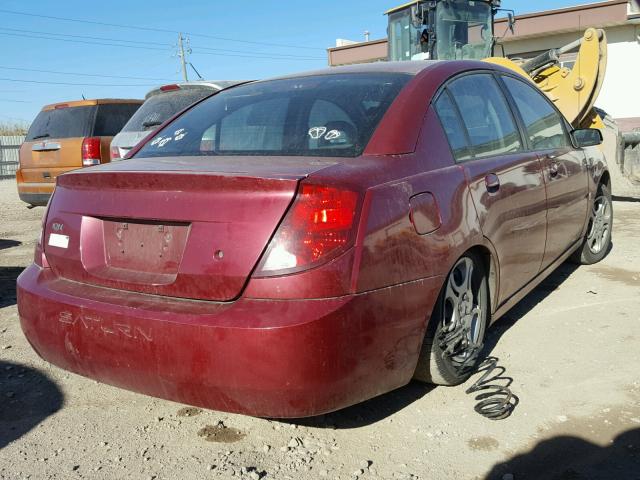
xmin=17 ymin=99 xmax=142 ymax=206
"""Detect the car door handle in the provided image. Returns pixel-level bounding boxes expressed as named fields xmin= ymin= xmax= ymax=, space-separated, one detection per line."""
xmin=485 ymin=173 xmax=500 ymax=192
xmin=549 ymin=162 xmax=559 ymax=178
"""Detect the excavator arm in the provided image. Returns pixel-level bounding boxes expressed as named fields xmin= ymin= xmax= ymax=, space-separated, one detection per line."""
xmin=484 ymin=27 xmax=608 ymax=130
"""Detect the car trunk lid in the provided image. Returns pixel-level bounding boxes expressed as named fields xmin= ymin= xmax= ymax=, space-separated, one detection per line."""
xmin=19 ymin=137 xmax=85 ymax=184
xmin=42 ymin=156 xmax=336 ymax=301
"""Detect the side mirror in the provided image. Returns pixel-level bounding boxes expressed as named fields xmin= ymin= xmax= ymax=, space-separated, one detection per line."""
xmin=507 ymin=12 xmax=516 ymax=33
xmin=572 ymin=128 xmax=603 ymax=148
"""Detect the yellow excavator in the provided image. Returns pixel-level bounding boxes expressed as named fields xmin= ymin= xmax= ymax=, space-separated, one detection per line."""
xmin=386 ymin=0 xmax=608 ymax=131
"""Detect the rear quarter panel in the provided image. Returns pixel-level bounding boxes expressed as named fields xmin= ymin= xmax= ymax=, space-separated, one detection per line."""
xmin=355 ymin=108 xmax=483 ymax=292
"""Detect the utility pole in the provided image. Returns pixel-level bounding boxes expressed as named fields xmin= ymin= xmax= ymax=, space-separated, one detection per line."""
xmin=178 ymin=33 xmax=188 ymax=82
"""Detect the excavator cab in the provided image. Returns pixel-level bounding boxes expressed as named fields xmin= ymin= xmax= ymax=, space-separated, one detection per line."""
xmin=387 ymin=0 xmax=503 ymax=61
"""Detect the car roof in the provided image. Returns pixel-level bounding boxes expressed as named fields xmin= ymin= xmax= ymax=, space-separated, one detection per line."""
xmin=265 ymin=61 xmax=442 ymax=82
xmin=260 ymin=60 xmax=517 ymax=86
xmin=41 ymin=99 xmax=143 ymax=111
xmin=145 ymin=80 xmax=247 ymax=99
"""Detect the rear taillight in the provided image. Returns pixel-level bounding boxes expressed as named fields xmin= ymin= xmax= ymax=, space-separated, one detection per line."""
xmin=256 ymin=184 xmax=358 ymax=276
xmin=82 ymin=137 xmax=101 ymax=166
xmin=110 ymin=146 xmax=121 ymax=161
xmin=160 ymin=84 xmax=180 ymax=92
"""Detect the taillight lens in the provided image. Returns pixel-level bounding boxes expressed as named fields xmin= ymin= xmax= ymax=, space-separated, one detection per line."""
xmin=82 ymin=137 xmax=101 ymax=166
xmin=256 ymin=184 xmax=358 ymax=276
xmin=110 ymin=146 xmax=121 ymax=161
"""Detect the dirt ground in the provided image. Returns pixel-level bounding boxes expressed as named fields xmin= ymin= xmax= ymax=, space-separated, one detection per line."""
xmin=1 ymin=177 xmax=639 ymax=480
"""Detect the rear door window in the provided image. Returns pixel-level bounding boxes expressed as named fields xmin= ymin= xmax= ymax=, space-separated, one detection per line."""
xmin=447 ymin=74 xmax=522 ymax=158
xmin=25 ymin=106 xmax=95 ymax=141
xmin=501 ymin=76 xmax=570 ymax=150
xmin=122 ymin=89 xmax=214 ymax=133
xmin=433 ymin=91 xmax=472 ymax=161
xmin=93 ymin=103 xmax=141 ymax=137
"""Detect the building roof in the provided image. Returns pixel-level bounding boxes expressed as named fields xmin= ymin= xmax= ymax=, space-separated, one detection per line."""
xmin=494 ymin=0 xmax=633 ymax=41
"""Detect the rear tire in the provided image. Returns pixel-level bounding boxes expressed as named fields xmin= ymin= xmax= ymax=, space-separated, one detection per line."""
xmin=413 ymin=252 xmax=489 ymax=386
xmin=570 ymin=183 xmax=612 ymax=265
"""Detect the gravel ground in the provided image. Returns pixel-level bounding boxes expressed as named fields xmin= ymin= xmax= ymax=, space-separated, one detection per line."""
xmin=1 ymin=177 xmax=639 ymax=480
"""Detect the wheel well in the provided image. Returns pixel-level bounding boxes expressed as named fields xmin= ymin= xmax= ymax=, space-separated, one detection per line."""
xmin=599 ymin=170 xmax=611 ymax=190
xmin=467 ymin=245 xmax=497 ymax=315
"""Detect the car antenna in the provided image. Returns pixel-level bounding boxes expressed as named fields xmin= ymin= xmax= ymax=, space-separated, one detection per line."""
xmin=82 ymin=94 xmax=86 ymax=100
xmin=189 ymin=62 xmax=204 ymax=80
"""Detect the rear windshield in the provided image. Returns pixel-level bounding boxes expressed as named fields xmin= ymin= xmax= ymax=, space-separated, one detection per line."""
xmin=93 ymin=103 xmax=141 ymax=136
xmin=26 ymin=103 xmax=140 ymax=141
xmin=26 ymin=106 xmax=95 ymax=141
xmin=135 ymin=73 xmax=411 ymax=159
xmin=122 ymin=89 xmax=215 ymax=133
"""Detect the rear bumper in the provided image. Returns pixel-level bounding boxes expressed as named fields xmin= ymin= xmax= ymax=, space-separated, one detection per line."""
xmin=17 ymin=265 xmax=442 ymax=418
xmin=16 ymin=170 xmax=54 ymax=206
xmin=18 ymin=191 xmax=51 ymax=206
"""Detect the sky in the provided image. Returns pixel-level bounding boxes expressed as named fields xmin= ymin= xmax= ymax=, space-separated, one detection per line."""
xmin=0 ymin=0 xmax=598 ymax=125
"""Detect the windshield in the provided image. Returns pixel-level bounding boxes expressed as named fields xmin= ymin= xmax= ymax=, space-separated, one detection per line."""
xmin=26 ymin=106 xmax=95 ymax=140
xmin=135 ymin=73 xmax=410 ymax=159
xmin=121 ymin=88 xmax=215 ymax=133
xmin=436 ymin=0 xmax=493 ymax=60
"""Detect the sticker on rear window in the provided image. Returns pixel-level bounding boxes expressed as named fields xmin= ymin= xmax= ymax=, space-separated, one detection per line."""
xmin=324 ymin=130 xmax=341 ymax=140
xmin=150 ymin=129 xmax=188 ymax=147
xmin=151 ymin=136 xmax=172 ymax=147
xmin=48 ymin=233 xmax=69 ymax=249
xmin=174 ymin=128 xmax=187 ymax=141
xmin=308 ymin=126 xmax=327 ymax=139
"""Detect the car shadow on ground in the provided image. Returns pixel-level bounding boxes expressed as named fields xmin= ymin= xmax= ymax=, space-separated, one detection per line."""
xmin=0 ymin=360 xmax=64 ymax=449
xmin=0 ymin=267 xmax=25 ymax=308
xmin=291 ymin=261 xmax=584 ymax=429
xmin=482 ymin=261 xmax=581 ymax=353
xmin=483 ymin=427 xmax=640 ymax=480
xmin=290 ymin=382 xmax=437 ymax=430
xmin=0 ymin=239 xmax=21 ymax=251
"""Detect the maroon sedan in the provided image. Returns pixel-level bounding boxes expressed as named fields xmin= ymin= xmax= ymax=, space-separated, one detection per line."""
xmin=17 ymin=61 xmax=612 ymax=417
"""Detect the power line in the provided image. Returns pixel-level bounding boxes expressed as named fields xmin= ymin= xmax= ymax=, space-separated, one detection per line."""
xmin=0 ymin=31 xmax=167 ymax=51
xmin=189 ymin=49 xmax=322 ymax=60
xmin=0 ymin=65 xmax=176 ymax=82
xmin=191 ymin=47 xmax=323 ymax=60
xmin=0 ymin=26 xmax=170 ymax=47
xmin=0 ymin=8 xmax=325 ymax=51
xmin=0 ymin=31 xmax=323 ymax=61
xmin=0 ymin=77 xmax=155 ymax=87
xmin=0 ymin=28 xmax=325 ymax=60
xmin=0 ymin=98 xmax=31 ymax=103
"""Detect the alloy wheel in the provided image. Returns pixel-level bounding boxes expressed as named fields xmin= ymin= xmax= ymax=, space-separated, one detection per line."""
xmin=438 ymin=257 xmax=484 ymax=371
xmin=587 ymin=194 xmax=612 ymax=255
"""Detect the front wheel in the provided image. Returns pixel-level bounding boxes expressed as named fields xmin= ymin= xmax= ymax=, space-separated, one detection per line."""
xmin=571 ymin=184 xmax=613 ymax=265
xmin=413 ymin=253 xmax=489 ymax=386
